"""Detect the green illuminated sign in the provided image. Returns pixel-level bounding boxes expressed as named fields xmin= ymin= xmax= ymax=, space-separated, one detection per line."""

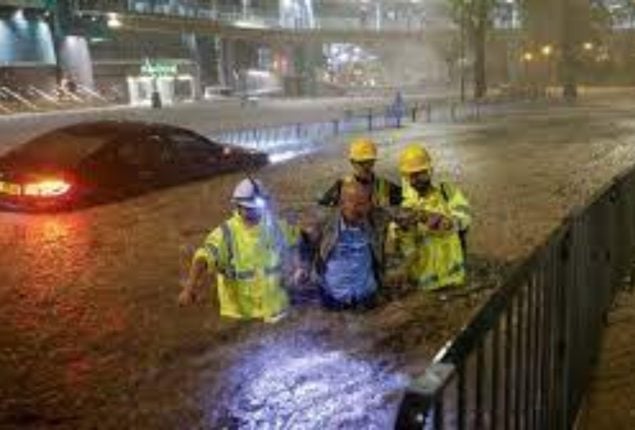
xmin=141 ymin=61 xmax=177 ymax=77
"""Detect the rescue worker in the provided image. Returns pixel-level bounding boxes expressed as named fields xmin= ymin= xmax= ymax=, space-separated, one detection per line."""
xmin=302 ymin=179 xmax=393 ymax=310
xmin=318 ymin=137 xmax=402 ymax=208
xmin=389 ymin=143 xmax=471 ymax=290
xmin=178 ymin=177 xmax=301 ymax=322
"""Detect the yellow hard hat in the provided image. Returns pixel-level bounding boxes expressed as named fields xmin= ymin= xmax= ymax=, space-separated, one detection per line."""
xmin=349 ymin=137 xmax=378 ymax=162
xmin=399 ymin=143 xmax=432 ymax=174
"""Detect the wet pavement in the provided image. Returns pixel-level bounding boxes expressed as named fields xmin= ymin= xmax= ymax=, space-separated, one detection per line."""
xmin=579 ymin=288 xmax=635 ymax=430
xmin=0 ymin=97 xmax=420 ymax=156
xmin=3 ymin=95 xmax=635 ymax=428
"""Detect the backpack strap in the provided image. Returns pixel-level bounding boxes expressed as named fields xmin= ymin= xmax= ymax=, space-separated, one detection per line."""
xmin=439 ymin=181 xmax=451 ymax=202
xmin=219 ymin=221 xmax=236 ymax=279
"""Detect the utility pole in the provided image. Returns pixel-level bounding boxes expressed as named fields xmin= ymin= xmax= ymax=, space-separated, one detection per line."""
xmin=561 ymin=0 xmax=578 ymax=100
xmin=460 ymin=0 xmax=466 ymax=102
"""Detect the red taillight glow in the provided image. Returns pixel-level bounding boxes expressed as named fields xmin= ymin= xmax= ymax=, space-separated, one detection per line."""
xmin=23 ymin=179 xmax=72 ymax=197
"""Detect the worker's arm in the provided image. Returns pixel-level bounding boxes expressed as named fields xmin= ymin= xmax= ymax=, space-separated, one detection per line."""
xmin=387 ymin=180 xmax=403 ymax=206
xmin=178 ymin=228 xmax=225 ymax=306
xmin=446 ymin=184 xmax=472 ymax=231
xmin=317 ymin=179 xmax=343 ymax=207
xmin=279 ymin=218 xmax=313 ymax=286
xmin=178 ymin=255 xmax=213 ymax=305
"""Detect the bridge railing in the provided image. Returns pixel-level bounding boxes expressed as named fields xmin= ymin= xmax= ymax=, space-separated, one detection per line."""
xmin=209 ymin=100 xmax=485 ymax=154
xmin=71 ymin=0 xmax=431 ymax=33
xmin=395 ymin=158 xmax=635 ymax=429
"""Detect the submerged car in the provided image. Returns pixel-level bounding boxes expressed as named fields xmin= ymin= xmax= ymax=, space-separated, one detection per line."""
xmin=0 ymin=121 xmax=268 ymax=211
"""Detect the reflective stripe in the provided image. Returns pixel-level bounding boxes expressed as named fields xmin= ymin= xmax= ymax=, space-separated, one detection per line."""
xmin=204 ymin=243 xmax=221 ymax=263
xmin=216 ymin=222 xmax=235 ymax=278
xmin=440 ymin=182 xmax=452 ymax=202
xmin=447 ymin=262 xmax=465 ymax=276
xmin=220 ymin=220 xmax=285 ymax=281
xmin=234 ymin=270 xmax=256 ymax=280
xmin=220 ymin=222 xmax=234 ymax=263
xmin=266 ymin=263 xmax=283 ymax=275
xmin=374 ymin=178 xmax=390 ymax=207
xmin=227 ymin=266 xmax=281 ymax=280
xmin=418 ymin=274 xmax=440 ymax=288
xmin=452 ymin=204 xmax=471 ymax=215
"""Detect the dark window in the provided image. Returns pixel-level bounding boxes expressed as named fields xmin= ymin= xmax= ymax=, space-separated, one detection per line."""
xmin=169 ymin=130 xmax=224 ymax=164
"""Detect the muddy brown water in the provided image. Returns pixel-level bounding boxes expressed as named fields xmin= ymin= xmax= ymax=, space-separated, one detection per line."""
xmin=2 ymin=99 xmax=635 ymax=429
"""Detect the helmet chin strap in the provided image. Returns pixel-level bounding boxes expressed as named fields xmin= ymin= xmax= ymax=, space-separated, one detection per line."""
xmin=247 ymin=175 xmax=260 ymax=197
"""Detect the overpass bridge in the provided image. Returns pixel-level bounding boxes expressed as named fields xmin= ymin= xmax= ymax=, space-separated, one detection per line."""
xmin=71 ymin=5 xmax=455 ymax=45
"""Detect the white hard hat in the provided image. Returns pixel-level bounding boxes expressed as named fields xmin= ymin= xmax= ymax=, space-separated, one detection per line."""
xmin=231 ymin=177 xmax=269 ymax=209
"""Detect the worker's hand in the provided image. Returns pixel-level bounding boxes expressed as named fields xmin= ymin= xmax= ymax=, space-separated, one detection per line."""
xmin=292 ymin=267 xmax=310 ymax=287
xmin=427 ymin=213 xmax=454 ymax=232
xmin=387 ymin=208 xmax=419 ymax=229
xmin=384 ymin=269 xmax=409 ymax=289
xmin=178 ymin=286 xmax=197 ymax=306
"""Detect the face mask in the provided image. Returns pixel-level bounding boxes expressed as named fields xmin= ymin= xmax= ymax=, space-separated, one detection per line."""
xmin=411 ymin=178 xmax=431 ymax=193
xmin=354 ymin=174 xmax=372 ymax=185
xmin=241 ymin=207 xmax=263 ymax=224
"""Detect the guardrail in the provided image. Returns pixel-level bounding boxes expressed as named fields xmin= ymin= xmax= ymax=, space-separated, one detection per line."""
xmin=210 ymin=101 xmax=484 ymax=152
xmin=72 ymin=0 xmax=431 ymax=32
xmin=395 ymin=162 xmax=635 ymax=428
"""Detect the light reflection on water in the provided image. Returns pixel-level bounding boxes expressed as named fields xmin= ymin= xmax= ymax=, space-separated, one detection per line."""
xmin=268 ymin=148 xmax=314 ymax=164
xmin=201 ymin=331 xmax=408 ymax=429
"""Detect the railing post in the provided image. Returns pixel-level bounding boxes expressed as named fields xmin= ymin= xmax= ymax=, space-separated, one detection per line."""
xmin=555 ymin=227 xmax=573 ymax=430
xmin=394 ymin=363 xmax=455 ymax=429
xmin=411 ymin=103 xmax=418 ymax=122
xmin=368 ymin=108 xmax=373 ymax=131
xmin=426 ymin=103 xmax=432 ymax=123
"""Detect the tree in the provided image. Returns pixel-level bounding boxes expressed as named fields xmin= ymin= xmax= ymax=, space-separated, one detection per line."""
xmin=448 ymin=0 xmax=499 ymax=100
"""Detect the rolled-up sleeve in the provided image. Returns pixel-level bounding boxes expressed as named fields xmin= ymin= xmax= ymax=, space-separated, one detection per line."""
xmin=193 ymin=227 xmax=227 ymax=272
xmin=447 ymin=186 xmax=472 ymax=231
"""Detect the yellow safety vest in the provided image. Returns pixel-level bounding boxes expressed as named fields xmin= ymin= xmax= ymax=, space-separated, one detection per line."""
xmin=391 ymin=180 xmax=471 ymax=290
xmin=193 ymin=212 xmax=298 ymax=321
xmin=372 ymin=177 xmax=392 ymax=208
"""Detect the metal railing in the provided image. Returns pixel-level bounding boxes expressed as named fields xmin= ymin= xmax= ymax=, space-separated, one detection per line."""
xmin=72 ymin=0 xmax=433 ymax=33
xmin=395 ymin=163 xmax=635 ymax=428
xmin=209 ymin=101 xmax=484 ymax=153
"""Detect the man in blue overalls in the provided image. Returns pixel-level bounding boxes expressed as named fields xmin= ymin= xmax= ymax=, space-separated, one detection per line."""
xmin=303 ymin=178 xmax=392 ymax=310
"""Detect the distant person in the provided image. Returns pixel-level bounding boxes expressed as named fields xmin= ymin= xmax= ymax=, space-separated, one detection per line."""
xmin=66 ymin=77 xmax=77 ymax=94
xmin=388 ymin=143 xmax=471 ymax=290
xmin=392 ymin=90 xmax=405 ymax=127
xmin=178 ymin=178 xmax=302 ymax=323
xmin=319 ymin=137 xmax=402 ymax=208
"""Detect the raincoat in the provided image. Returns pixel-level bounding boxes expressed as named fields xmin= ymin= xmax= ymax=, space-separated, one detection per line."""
xmin=193 ymin=211 xmax=299 ymax=321
xmin=390 ymin=180 xmax=471 ymax=290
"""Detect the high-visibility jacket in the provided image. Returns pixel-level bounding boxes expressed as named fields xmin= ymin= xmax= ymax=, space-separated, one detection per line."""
xmin=391 ymin=180 xmax=471 ymax=290
xmin=318 ymin=175 xmax=402 ymax=208
xmin=193 ymin=211 xmax=299 ymax=321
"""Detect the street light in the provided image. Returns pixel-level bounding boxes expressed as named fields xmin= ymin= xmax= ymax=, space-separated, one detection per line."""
xmin=540 ymin=44 xmax=554 ymax=90
xmin=107 ymin=13 xmax=122 ymax=29
xmin=541 ymin=44 xmax=553 ymax=57
xmin=521 ymin=52 xmax=533 ymax=84
xmin=583 ymin=42 xmax=594 ymax=51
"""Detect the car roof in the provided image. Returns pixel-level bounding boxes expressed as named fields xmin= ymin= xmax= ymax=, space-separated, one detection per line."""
xmin=0 ymin=121 xmax=191 ymax=170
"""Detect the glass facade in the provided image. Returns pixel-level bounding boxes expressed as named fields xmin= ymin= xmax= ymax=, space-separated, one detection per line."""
xmin=0 ymin=10 xmax=55 ymax=65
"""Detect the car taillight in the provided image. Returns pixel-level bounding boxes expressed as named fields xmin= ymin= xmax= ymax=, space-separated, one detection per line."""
xmin=23 ymin=179 xmax=72 ymax=197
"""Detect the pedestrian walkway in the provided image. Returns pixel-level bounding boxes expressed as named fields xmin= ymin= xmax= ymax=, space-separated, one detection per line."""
xmin=578 ymin=288 xmax=635 ymax=429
